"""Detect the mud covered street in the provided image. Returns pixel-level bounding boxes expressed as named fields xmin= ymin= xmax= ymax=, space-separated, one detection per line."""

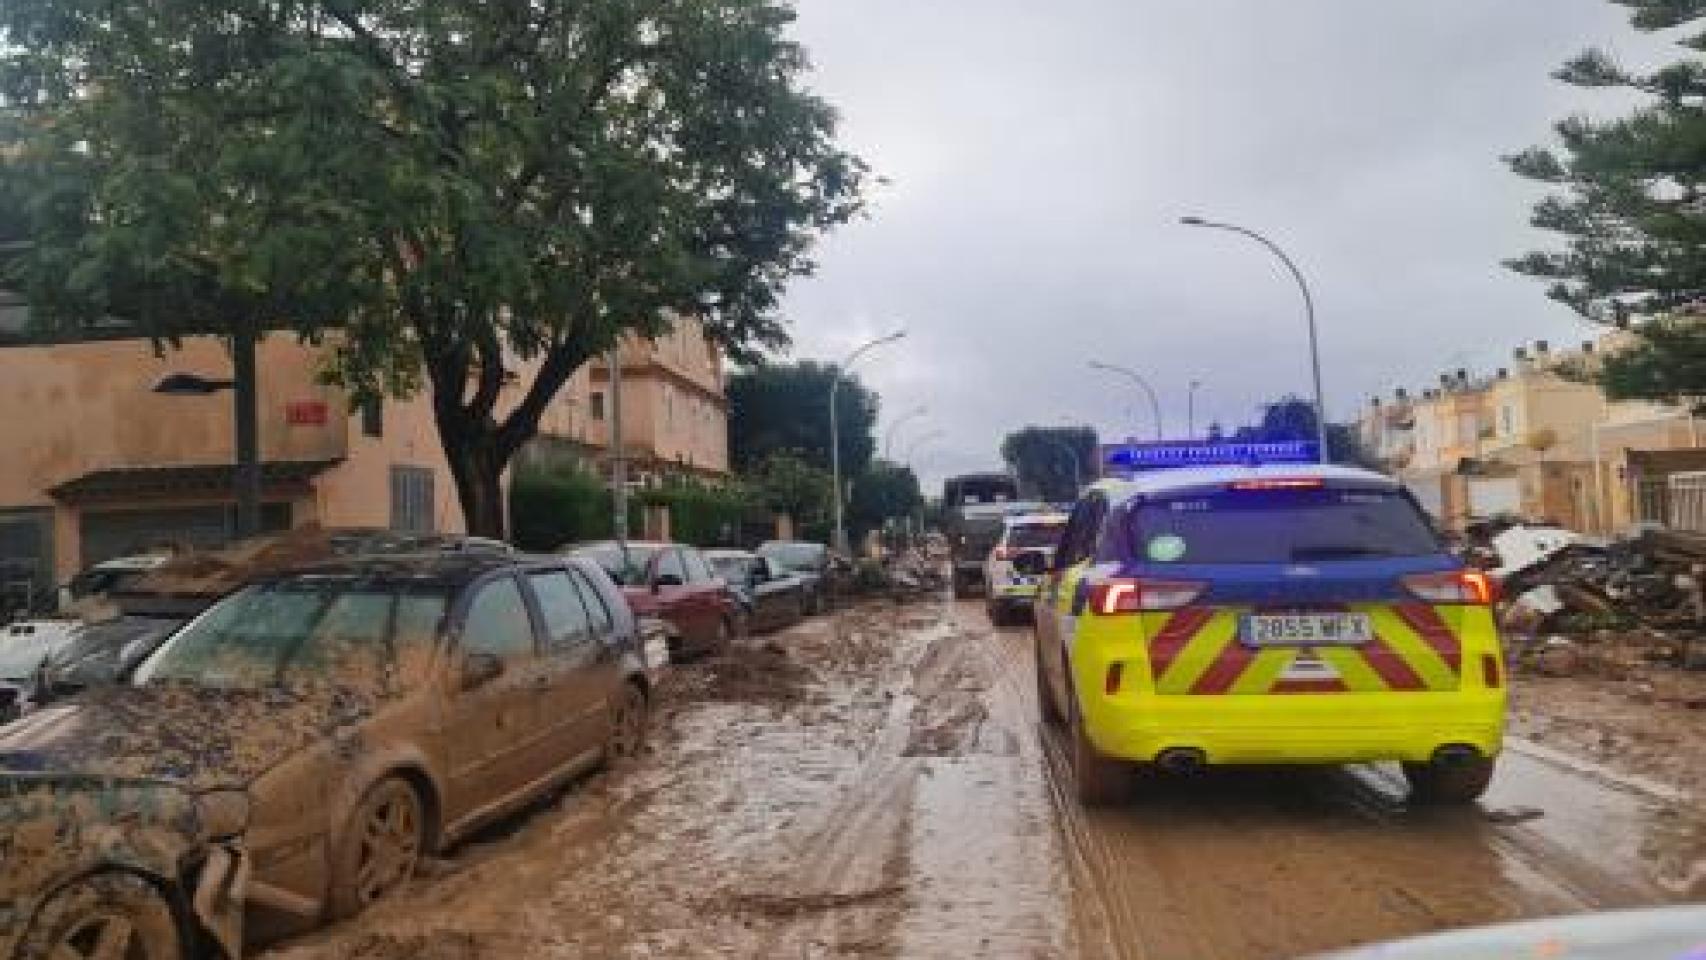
xmin=266 ymin=599 xmax=1701 ymax=960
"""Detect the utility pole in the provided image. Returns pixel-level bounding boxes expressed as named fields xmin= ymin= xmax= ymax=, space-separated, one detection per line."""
xmin=830 ymin=330 xmax=907 ymax=555
xmin=609 ymin=346 xmax=628 ymax=547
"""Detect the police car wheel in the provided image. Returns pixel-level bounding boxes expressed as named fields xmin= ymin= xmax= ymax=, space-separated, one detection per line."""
xmin=1070 ymin=704 xmax=1130 ymax=806
xmin=1402 ymin=757 xmax=1496 ymax=805
xmin=1034 ymin=642 xmax=1063 ymax=726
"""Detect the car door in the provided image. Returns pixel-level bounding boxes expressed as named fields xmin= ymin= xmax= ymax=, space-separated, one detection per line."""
xmin=567 ymin=566 xmax=627 ymax=741
xmin=523 ymin=568 xmax=607 ymax=769
xmin=755 ymin=558 xmax=799 ymax=629
xmin=652 ymin=548 xmax=704 ymax=644
xmin=445 ymin=574 xmax=546 ymax=815
xmin=1039 ymin=495 xmax=1105 ymax=712
xmin=679 ymin=548 xmax=725 ymax=641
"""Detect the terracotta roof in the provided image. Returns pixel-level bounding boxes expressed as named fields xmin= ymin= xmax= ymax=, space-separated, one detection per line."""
xmin=49 ymin=459 xmax=340 ymax=502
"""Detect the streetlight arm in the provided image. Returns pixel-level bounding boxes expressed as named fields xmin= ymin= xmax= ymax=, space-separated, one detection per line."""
xmin=1087 ymin=361 xmax=1164 ymax=441
xmin=1181 ymin=217 xmax=1329 ymax=462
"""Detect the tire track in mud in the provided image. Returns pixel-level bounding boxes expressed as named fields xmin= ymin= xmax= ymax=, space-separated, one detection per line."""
xmin=967 ymin=601 xmax=1685 ymax=960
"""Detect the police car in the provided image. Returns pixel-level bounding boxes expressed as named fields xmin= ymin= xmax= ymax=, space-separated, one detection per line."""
xmin=1018 ymin=442 xmax=1506 ymax=806
xmin=983 ymin=511 xmax=1068 ymax=626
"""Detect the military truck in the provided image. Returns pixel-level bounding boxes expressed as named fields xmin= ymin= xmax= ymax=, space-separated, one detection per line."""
xmin=942 ymin=472 xmax=1041 ymax=598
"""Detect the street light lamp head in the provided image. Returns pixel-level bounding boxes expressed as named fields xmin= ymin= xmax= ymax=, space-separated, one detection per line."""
xmin=153 ymin=372 xmax=235 ymax=396
xmin=1180 ymin=216 xmax=1207 ymax=226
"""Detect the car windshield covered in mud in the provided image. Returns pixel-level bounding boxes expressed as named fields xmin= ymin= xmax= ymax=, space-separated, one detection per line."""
xmin=0 ymin=552 xmax=653 ymax=960
xmin=132 ymin=579 xmax=448 ymax=689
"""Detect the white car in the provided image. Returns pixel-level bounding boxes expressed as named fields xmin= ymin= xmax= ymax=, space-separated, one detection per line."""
xmin=982 ymin=512 xmax=1068 ymax=626
xmin=0 ymin=619 xmax=82 ymax=720
xmin=60 ymin=552 xmax=173 ymax=609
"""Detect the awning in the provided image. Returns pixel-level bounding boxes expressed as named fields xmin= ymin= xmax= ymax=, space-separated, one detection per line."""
xmin=48 ymin=459 xmax=341 ymax=503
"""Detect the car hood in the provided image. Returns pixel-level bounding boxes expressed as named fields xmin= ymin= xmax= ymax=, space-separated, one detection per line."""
xmin=0 ymin=682 xmax=380 ymax=791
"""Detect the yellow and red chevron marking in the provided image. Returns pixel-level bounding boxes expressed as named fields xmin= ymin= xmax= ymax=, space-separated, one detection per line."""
xmin=1143 ymin=605 xmax=1462 ymax=695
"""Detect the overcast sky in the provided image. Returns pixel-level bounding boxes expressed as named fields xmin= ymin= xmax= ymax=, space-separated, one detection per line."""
xmin=773 ymin=1 xmax=1676 ymax=491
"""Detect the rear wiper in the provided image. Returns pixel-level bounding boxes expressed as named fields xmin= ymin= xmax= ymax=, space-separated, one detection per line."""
xmin=1289 ymin=546 xmax=1391 ymax=560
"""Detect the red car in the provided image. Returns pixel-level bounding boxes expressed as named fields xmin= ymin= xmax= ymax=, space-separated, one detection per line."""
xmin=568 ymin=541 xmax=738 ymax=659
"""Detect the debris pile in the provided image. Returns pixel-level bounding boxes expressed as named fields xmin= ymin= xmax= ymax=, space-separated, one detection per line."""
xmin=1489 ymin=525 xmax=1706 ymax=676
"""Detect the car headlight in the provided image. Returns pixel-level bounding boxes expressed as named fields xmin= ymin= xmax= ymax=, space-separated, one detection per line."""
xmin=197 ymin=789 xmax=251 ymax=840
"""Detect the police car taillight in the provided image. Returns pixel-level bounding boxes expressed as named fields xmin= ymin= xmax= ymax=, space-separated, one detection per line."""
xmin=1090 ymin=577 xmax=1206 ymax=615
xmin=1402 ymin=570 xmax=1497 ymax=605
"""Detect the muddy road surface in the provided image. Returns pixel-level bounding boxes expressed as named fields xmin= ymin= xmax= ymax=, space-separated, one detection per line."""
xmin=267 ymin=599 xmax=1698 ymax=960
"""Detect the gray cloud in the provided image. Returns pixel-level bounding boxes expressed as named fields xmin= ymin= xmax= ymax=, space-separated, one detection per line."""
xmin=778 ymin=1 xmax=1673 ymax=491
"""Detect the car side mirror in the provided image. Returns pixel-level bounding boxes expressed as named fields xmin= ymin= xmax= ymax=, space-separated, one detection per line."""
xmin=460 ymin=651 xmax=504 ymax=691
xmin=654 ymin=573 xmax=684 ymax=590
xmin=1012 ymin=550 xmax=1049 ymax=576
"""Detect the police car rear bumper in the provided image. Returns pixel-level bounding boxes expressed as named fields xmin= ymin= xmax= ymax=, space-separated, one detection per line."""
xmin=1083 ymin=690 xmax=1506 ymax=766
xmin=988 ymin=580 xmax=1040 ymax=600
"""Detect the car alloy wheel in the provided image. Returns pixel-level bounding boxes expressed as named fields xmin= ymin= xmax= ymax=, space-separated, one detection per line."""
xmin=22 ymin=874 xmax=180 ymax=960
xmin=350 ymin=779 xmax=425 ymax=911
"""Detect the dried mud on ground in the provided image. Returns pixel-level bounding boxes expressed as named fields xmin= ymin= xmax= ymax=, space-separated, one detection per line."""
xmin=265 ymin=600 xmax=1073 ymax=960
xmin=264 ymin=600 xmax=1701 ymax=960
xmin=1510 ymin=670 xmax=1706 ymax=795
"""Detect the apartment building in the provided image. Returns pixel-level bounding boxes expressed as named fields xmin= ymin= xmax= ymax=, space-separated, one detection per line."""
xmin=1361 ymin=336 xmax=1700 ymax=534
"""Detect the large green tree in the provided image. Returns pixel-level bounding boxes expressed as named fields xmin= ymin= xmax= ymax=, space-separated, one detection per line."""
xmin=727 ymin=360 xmax=879 ymax=475
xmin=1000 ymin=425 xmax=1098 ymax=502
xmin=1230 ymin=396 xmax=1377 ymax=469
xmin=1506 ymin=0 xmax=1706 ymax=408
xmin=0 ymin=0 xmax=867 ymax=537
xmin=846 ymin=460 xmax=922 ymax=538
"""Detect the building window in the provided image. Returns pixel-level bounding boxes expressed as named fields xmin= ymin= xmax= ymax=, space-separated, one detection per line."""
xmin=389 ymin=466 xmax=436 ymax=534
xmin=1500 ymin=404 xmax=1514 ymax=437
xmin=590 ymin=391 xmax=606 ymax=421
xmin=664 ymin=385 xmax=675 ymax=426
xmin=361 ymin=396 xmax=384 ymax=438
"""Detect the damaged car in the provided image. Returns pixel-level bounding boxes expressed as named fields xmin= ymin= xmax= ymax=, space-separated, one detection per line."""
xmin=0 ymin=552 xmax=653 ymax=958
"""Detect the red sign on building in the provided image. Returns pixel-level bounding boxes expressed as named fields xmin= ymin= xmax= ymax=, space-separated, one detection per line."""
xmin=286 ymin=400 xmax=329 ymax=426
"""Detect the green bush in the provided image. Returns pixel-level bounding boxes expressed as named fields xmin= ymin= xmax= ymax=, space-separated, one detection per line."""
xmin=639 ymin=479 xmax=751 ymax=547
xmin=509 ymin=468 xmax=637 ymax=551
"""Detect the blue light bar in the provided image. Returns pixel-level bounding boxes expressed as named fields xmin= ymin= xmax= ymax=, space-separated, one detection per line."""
xmin=1106 ymin=440 xmax=1319 ymax=473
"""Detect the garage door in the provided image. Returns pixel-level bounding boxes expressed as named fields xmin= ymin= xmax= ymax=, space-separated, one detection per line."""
xmin=1467 ymin=477 xmax=1522 ymax=519
xmin=80 ymin=504 xmax=291 ymax=568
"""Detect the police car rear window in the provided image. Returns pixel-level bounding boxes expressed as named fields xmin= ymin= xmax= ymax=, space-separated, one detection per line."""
xmin=1129 ymin=486 xmax=1442 ymax=564
xmin=1006 ymin=523 xmax=1065 ymax=550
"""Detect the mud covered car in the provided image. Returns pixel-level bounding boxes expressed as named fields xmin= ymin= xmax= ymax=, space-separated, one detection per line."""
xmin=0 ymin=552 xmax=652 ymax=958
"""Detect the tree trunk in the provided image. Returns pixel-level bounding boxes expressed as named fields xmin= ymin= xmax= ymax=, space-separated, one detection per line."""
xmin=440 ymin=419 xmax=510 ymax=540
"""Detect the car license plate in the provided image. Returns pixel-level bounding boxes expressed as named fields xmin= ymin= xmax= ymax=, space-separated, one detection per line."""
xmin=1242 ymin=613 xmax=1372 ymax=647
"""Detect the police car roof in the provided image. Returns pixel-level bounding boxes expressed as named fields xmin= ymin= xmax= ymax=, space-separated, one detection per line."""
xmin=1097 ymin=463 xmax=1397 ymax=503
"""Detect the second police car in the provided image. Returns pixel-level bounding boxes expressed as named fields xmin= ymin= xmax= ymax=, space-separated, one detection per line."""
xmin=1018 ymin=442 xmax=1507 ymax=805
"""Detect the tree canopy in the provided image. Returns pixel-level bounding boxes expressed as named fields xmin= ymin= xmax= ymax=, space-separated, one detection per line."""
xmin=847 ymin=460 xmax=922 ymax=538
xmin=727 ymin=360 xmax=879 ymax=476
xmin=1506 ymin=0 xmax=1706 ymax=407
xmin=999 ymin=425 xmax=1098 ymax=502
xmin=0 ymin=0 xmax=868 ymax=536
xmin=1231 ymin=396 xmax=1376 ymax=468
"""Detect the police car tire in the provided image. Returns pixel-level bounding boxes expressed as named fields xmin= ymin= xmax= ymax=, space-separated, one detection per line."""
xmin=1035 ymin=645 xmax=1063 ymax=725
xmin=1070 ymin=707 xmax=1130 ymax=806
xmin=1402 ymin=757 xmax=1496 ymax=805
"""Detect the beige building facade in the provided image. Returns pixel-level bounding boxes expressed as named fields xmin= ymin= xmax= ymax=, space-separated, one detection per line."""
xmin=1360 ymin=336 xmax=1701 ymax=535
xmin=0 ymin=315 xmax=731 ymax=604
xmin=0 ymin=334 xmax=463 ymax=599
xmin=528 ymin=315 xmax=731 ymax=482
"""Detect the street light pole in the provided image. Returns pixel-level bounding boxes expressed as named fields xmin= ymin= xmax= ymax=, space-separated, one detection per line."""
xmin=1181 ymin=216 xmax=1329 ymax=462
xmin=1087 ymin=361 xmax=1164 ymax=441
xmin=882 ymin=405 xmax=929 ymax=461
xmin=153 ymin=322 xmax=262 ymax=540
xmin=608 ymin=346 xmax=628 ymax=547
xmin=830 ymin=330 xmax=907 ymax=555
xmin=1187 ymin=379 xmax=1202 ymax=441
